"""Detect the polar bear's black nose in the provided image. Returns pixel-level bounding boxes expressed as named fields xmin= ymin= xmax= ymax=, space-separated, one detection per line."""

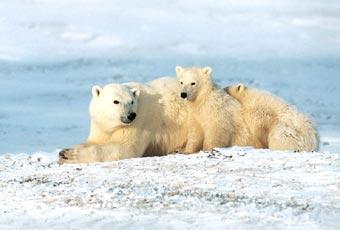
xmin=181 ymin=92 xmax=187 ymax=99
xmin=127 ymin=112 xmax=136 ymax=121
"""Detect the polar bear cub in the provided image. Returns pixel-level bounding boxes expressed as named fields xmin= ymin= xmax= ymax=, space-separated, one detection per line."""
xmin=176 ymin=66 xmax=251 ymax=152
xmin=226 ymin=83 xmax=319 ymax=152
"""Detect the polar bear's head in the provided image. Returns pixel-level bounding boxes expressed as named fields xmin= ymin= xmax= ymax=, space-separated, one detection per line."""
xmin=225 ymin=83 xmax=247 ymax=102
xmin=176 ymin=66 xmax=212 ymax=101
xmin=89 ymin=84 xmax=140 ymax=131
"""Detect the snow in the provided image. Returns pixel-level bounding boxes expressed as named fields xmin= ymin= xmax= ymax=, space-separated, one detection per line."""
xmin=1 ymin=148 xmax=339 ymax=229
xmin=0 ymin=0 xmax=340 ymax=228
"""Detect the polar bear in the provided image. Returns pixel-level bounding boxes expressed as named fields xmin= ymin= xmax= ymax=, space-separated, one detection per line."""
xmin=225 ymin=83 xmax=319 ymax=151
xmin=59 ymin=78 xmax=193 ymax=164
xmin=175 ymin=66 xmax=252 ymax=151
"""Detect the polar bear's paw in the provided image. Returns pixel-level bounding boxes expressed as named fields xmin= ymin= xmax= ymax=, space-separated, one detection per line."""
xmin=59 ymin=148 xmax=77 ymax=164
xmin=58 ymin=146 xmax=97 ymax=164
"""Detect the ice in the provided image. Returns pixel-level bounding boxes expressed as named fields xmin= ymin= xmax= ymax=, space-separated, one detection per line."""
xmin=1 ymin=59 xmax=339 ymax=154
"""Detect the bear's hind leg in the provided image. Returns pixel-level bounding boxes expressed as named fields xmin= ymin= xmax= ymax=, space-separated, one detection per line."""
xmin=268 ymin=123 xmax=301 ymax=151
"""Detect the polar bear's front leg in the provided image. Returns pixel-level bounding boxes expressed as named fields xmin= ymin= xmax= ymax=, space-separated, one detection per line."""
xmin=59 ymin=143 xmax=145 ymax=164
xmin=203 ymin=127 xmax=232 ymax=151
xmin=183 ymin=116 xmax=204 ymax=154
xmin=185 ymin=127 xmax=204 ymax=154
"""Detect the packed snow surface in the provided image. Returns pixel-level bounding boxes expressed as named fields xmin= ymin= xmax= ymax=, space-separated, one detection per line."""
xmin=0 ymin=148 xmax=339 ymax=229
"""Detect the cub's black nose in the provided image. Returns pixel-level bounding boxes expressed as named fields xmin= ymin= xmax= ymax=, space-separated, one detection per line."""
xmin=180 ymin=92 xmax=187 ymax=99
xmin=127 ymin=112 xmax=136 ymax=121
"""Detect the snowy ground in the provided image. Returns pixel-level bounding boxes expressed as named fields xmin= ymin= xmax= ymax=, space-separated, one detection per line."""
xmin=0 ymin=0 xmax=340 ymax=229
xmin=1 ymin=148 xmax=340 ymax=229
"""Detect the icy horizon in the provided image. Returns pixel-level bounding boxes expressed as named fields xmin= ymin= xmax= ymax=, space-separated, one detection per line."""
xmin=0 ymin=0 xmax=340 ymax=62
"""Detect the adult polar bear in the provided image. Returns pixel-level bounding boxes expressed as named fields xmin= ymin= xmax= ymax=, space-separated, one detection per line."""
xmin=59 ymin=77 xmax=194 ymax=164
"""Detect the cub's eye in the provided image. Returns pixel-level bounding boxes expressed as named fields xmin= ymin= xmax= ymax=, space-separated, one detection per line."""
xmin=113 ymin=100 xmax=119 ymax=104
xmin=191 ymin=82 xmax=196 ymax=86
xmin=180 ymin=82 xmax=183 ymax=85
xmin=131 ymin=101 xmax=134 ymax=105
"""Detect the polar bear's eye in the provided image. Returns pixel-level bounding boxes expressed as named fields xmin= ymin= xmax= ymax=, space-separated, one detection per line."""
xmin=180 ymin=82 xmax=183 ymax=85
xmin=131 ymin=101 xmax=134 ymax=105
xmin=191 ymin=82 xmax=196 ymax=86
xmin=113 ymin=100 xmax=120 ymax=104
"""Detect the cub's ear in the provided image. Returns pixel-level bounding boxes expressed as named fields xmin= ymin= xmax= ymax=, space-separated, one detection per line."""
xmin=131 ymin=88 xmax=140 ymax=97
xmin=202 ymin=66 xmax=212 ymax=77
xmin=175 ymin=66 xmax=184 ymax=76
xmin=236 ymin=83 xmax=246 ymax=93
xmin=92 ymin=85 xmax=102 ymax=98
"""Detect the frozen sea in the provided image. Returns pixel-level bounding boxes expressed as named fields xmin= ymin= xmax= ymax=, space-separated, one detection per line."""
xmin=0 ymin=0 xmax=340 ymax=229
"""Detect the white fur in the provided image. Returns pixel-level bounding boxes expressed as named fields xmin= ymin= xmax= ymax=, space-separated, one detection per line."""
xmin=226 ymin=84 xmax=319 ymax=151
xmin=176 ymin=66 xmax=251 ymax=152
xmin=59 ymin=79 xmax=193 ymax=164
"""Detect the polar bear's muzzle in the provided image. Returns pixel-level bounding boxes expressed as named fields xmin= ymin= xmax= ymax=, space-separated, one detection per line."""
xmin=121 ymin=112 xmax=137 ymax=124
xmin=180 ymin=92 xmax=187 ymax=99
xmin=180 ymin=91 xmax=195 ymax=101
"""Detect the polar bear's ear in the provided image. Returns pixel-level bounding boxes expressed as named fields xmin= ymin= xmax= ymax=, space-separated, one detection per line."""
xmin=131 ymin=88 xmax=140 ymax=97
xmin=175 ymin=66 xmax=184 ymax=76
xmin=92 ymin=85 xmax=102 ymax=98
xmin=203 ymin=66 xmax=212 ymax=76
xmin=236 ymin=84 xmax=246 ymax=93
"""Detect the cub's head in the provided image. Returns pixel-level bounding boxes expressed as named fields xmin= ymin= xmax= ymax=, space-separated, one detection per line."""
xmin=176 ymin=66 xmax=212 ymax=101
xmin=225 ymin=83 xmax=247 ymax=102
xmin=89 ymin=84 xmax=140 ymax=131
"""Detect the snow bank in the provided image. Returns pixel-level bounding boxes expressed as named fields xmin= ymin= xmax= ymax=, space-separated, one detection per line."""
xmin=0 ymin=148 xmax=339 ymax=229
